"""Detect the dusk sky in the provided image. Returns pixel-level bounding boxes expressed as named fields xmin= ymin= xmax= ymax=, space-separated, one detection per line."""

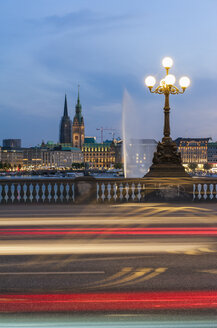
xmin=1 ymin=0 xmax=217 ymax=146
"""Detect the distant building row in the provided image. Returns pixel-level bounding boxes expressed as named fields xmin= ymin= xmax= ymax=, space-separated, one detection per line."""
xmin=4 ymin=86 xmax=217 ymax=173
xmin=0 ymin=142 xmax=83 ymax=169
xmin=0 ymin=138 xmax=122 ymax=170
xmin=3 ymin=136 xmax=217 ymax=171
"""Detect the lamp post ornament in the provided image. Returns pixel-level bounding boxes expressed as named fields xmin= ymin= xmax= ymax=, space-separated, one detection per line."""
xmin=144 ymin=57 xmax=190 ymax=177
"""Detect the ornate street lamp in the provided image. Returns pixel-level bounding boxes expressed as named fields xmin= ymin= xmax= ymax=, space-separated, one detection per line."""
xmin=144 ymin=57 xmax=190 ymax=177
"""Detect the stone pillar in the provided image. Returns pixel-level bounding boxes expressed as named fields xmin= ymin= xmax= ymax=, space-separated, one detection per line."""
xmin=74 ymin=177 xmax=96 ymax=204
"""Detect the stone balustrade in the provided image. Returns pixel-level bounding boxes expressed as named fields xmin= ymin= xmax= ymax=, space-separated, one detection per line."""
xmin=193 ymin=178 xmax=217 ymax=201
xmin=0 ymin=179 xmax=75 ymax=204
xmin=0 ymin=177 xmax=216 ymax=204
xmin=97 ymin=179 xmax=143 ymax=202
xmin=96 ymin=177 xmax=193 ymax=202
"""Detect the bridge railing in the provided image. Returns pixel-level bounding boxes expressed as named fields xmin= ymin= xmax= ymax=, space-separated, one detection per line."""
xmin=192 ymin=178 xmax=217 ymax=201
xmin=0 ymin=177 xmax=216 ymax=204
xmin=97 ymin=179 xmax=143 ymax=202
xmin=96 ymin=177 xmax=217 ymax=202
xmin=0 ymin=179 xmax=75 ymax=204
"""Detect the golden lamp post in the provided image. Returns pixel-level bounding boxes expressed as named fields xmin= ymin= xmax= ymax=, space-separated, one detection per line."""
xmin=144 ymin=57 xmax=191 ymax=177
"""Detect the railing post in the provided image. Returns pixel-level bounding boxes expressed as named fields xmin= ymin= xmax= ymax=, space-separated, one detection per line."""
xmin=74 ymin=176 xmax=96 ymax=204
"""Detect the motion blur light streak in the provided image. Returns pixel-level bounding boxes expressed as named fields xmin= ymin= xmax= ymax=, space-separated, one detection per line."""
xmin=1 ymin=291 xmax=217 ymax=312
xmin=1 ymin=227 xmax=217 ymax=236
xmin=1 ymin=205 xmax=217 ymax=318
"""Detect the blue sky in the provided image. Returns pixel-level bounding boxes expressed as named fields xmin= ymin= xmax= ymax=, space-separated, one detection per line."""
xmin=0 ymin=0 xmax=217 ymax=146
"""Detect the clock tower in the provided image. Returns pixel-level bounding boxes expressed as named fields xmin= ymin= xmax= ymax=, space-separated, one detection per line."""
xmin=72 ymin=87 xmax=85 ymax=148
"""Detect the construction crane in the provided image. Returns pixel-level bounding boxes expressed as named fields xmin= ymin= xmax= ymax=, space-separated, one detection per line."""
xmin=96 ymin=127 xmax=116 ymax=143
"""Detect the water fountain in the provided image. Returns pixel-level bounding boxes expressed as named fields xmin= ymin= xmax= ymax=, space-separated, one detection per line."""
xmin=122 ymin=90 xmax=157 ymax=178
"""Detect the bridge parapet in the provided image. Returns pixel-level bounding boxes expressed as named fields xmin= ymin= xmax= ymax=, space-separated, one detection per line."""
xmin=0 ymin=177 xmax=216 ymax=204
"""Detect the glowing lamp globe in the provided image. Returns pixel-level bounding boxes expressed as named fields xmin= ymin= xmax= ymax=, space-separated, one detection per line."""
xmin=162 ymin=57 xmax=173 ymax=69
xmin=160 ymin=79 xmax=166 ymax=86
xmin=145 ymin=76 xmax=156 ymax=88
xmin=165 ymin=74 xmax=176 ymax=86
xmin=179 ymin=76 xmax=190 ymax=89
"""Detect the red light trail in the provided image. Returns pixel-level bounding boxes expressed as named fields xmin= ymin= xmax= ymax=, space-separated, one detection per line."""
xmin=0 ymin=227 xmax=217 ymax=236
xmin=0 ymin=291 xmax=217 ymax=312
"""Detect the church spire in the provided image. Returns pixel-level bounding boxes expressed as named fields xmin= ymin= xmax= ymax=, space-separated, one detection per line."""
xmin=59 ymin=94 xmax=72 ymax=144
xmin=64 ymin=94 xmax=68 ymax=117
xmin=72 ymin=85 xmax=85 ymax=148
xmin=76 ymin=85 xmax=82 ymax=115
xmin=77 ymin=84 xmax=80 ymax=104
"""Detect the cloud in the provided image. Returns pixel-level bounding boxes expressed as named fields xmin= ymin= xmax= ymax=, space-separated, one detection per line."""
xmin=26 ymin=9 xmax=132 ymax=36
xmin=2 ymin=1 xmax=217 ymax=146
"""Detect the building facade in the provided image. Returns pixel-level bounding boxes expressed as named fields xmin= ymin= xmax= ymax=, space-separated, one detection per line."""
xmin=175 ymin=138 xmax=211 ymax=165
xmin=114 ymin=140 xmax=123 ymax=165
xmin=51 ymin=148 xmax=83 ymax=168
xmin=3 ymin=139 xmax=21 ymax=148
xmin=72 ymin=90 xmax=85 ymax=148
xmin=208 ymin=142 xmax=217 ymax=164
xmin=22 ymin=148 xmax=46 ymax=168
xmin=1 ymin=149 xmax=23 ymax=167
xmin=22 ymin=146 xmax=83 ymax=169
xmin=82 ymin=140 xmax=116 ymax=169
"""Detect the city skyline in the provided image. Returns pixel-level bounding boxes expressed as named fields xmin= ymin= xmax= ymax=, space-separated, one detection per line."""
xmin=1 ymin=0 xmax=217 ymax=146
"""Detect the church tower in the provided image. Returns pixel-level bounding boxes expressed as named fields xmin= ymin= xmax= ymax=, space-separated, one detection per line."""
xmin=72 ymin=87 xmax=85 ymax=148
xmin=59 ymin=94 xmax=72 ymax=144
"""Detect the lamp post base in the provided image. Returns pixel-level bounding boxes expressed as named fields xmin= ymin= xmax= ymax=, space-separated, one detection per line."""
xmin=145 ymin=139 xmax=189 ymax=177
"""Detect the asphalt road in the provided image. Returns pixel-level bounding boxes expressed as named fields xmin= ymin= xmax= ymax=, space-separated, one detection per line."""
xmin=0 ymin=203 xmax=217 ymax=315
xmin=0 ymin=251 xmax=217 ymax=294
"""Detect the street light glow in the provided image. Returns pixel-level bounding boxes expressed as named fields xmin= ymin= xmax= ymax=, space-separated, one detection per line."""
xmin=179 ymin=76 xmax=190 ymax=89
xmin=162 ymin=57 xmax=173 ymax=69
xmin=144 ymin=57 xmax=190 ymax=178
xmin=145 ymin=76 xmax=156 ymax=88
xmin=165 ymin=74 xmax=176 ymax=86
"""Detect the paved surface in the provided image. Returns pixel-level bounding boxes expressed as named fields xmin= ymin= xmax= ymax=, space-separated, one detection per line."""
xmin=0 ymin=203 xmax=217 ymax=223
xmin=0 ymin=252 xmax=217 ymax=293
xmin=0 ymin=203 xmax=217 ymax=292
xmin=0 ymin=203 xmax=217 ymax=316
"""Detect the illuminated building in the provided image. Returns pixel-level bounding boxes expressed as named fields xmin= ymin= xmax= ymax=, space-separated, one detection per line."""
xmin=51 ymin=148 xmax=83 ymax=168
xmin=22 ymin=148 xmax=43 ymax=168
xmin=82 ymin=139 xmax=116 ymax=169
xmin=1 ymin=149 xmax=23 ymax=167
xmin=22 ymin=146 xmax=83 ymax=169
xmin=72 ymin=88 xmax=85 ymax=148
xmin=175 ymin=138 xmax=211 ymax=165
